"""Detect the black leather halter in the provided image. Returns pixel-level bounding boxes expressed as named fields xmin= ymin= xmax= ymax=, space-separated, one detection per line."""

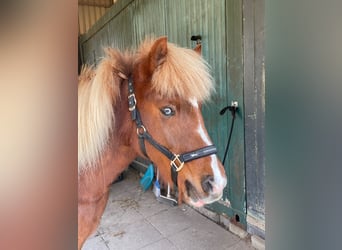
xmin=127 ymin=77 xmax=217 ymax=186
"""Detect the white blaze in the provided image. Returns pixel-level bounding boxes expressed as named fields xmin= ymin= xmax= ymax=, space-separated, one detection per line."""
xmin=190 ymin=98 xmax=227 ymax=189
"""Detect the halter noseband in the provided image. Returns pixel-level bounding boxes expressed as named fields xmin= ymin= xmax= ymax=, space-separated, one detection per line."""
xmin=127 ymin=77 xmax=217 ymax=186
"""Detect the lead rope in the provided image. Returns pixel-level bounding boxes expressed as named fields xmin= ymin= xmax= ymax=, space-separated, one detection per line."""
xmin=220 ymin=104 xmax=238 ymax=166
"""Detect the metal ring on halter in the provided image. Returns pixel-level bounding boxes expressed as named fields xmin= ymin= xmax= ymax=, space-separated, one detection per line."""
xmin=170 ymin=154 xmax=185 ymax=172
xmin=136 ymin=125 xmax=146 ymax=137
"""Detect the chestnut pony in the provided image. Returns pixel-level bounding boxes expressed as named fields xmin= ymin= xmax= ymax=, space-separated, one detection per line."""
xmin=78 ymin=37 xmax=227 ymax=249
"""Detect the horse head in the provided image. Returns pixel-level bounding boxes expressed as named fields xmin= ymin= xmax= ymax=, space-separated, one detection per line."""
xmin=130 ymin=37 xmax=227 ymax=207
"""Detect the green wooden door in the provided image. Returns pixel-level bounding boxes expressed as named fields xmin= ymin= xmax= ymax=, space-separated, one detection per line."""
xmin=163 ymin=0 xmax=246 ymax=227
xmin=208 ymin=0 xmax=246 ymax=227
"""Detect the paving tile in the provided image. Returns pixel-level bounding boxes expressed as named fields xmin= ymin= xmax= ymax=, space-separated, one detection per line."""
xmin=168 ymin=221 xmax=240 ymax=250
xmin=147 ymin=206 xmax=193 ymax=237
xmin=135 ymin=190 xmax=171 ymax=218
xmin=82 ymin=233 xmax=109 ymax=250
xmin=227 ymin=240 xmax=255 ymax=250
xmin=101 ymin=205 xmax=143 ymax=229
xmin=101 ymin=219 xmax=163 ymax=250
xmin=139 ymin=238 xmax=178 ymax=250
xmin=82 ymin=168 xmax=255 ymax=250
xmin=109 ymin=184 xmax=143 ymax=202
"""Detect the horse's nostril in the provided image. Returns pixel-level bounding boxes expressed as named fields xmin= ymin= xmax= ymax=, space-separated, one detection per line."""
xmin=201 ymin=175 xmax=214 ymax=193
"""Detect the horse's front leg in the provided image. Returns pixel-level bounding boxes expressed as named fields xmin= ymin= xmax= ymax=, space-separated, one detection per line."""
xmin=78 ymin=191 xmax=109 ymax=250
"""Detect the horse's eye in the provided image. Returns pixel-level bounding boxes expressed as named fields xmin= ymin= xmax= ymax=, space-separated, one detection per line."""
xmin=160 ymin=106 xmax=175 ymax=117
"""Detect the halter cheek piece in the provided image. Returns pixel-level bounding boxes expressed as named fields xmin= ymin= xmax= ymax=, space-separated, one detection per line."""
xmin=127 ymin=77 xmax=217 ymax=186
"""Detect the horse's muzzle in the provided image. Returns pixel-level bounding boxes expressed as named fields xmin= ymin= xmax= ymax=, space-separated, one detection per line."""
xmin=185 ymin=175 xmax=227 ymax=207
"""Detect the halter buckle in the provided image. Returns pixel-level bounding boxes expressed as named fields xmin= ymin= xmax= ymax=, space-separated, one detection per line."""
xmin=128 ymin=93 xmax=136 ymax=111
xmin=170 ymin=154 xmax=185 ymax=172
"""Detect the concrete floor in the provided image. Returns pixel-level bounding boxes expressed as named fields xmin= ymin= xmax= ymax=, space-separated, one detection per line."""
xmin=82 ymin=167 xmax=255 ymax=250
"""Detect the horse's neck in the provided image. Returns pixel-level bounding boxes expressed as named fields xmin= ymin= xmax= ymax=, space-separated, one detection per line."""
xmin=99 ymin=140 xmax=137 ymax=185
xmin=107 ymin=97 xmax=137 ymax=184
xmin=106 ymin=79 xmax=138 ymax=178
xmin=107 ymin=81 xmax=137 ymax=181
xmin=78 ymin=140 xmax=137 ymax=200
xmin=79 ymin=82 xmax=138 ymax=199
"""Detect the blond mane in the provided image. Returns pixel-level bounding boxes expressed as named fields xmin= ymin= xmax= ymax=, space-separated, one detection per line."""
xmin=78 ymin=50 xmax=132 ymax=173
xmin=136 ymin=39 xmax=215 ymax=102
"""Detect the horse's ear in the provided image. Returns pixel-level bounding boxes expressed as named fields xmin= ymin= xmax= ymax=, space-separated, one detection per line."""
xmin=148 ymin=37 xmax=168 ymax=72
xmin=194 ymin=44 xmax=202 ymax=55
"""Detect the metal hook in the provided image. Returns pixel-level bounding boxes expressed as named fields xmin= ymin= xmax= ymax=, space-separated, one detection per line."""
xmin=191 ymin=35 xmax=202 ymax=45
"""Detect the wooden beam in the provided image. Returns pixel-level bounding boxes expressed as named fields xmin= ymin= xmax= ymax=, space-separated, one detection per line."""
xmin=78 ymin=0 xmax=113 ymax=8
